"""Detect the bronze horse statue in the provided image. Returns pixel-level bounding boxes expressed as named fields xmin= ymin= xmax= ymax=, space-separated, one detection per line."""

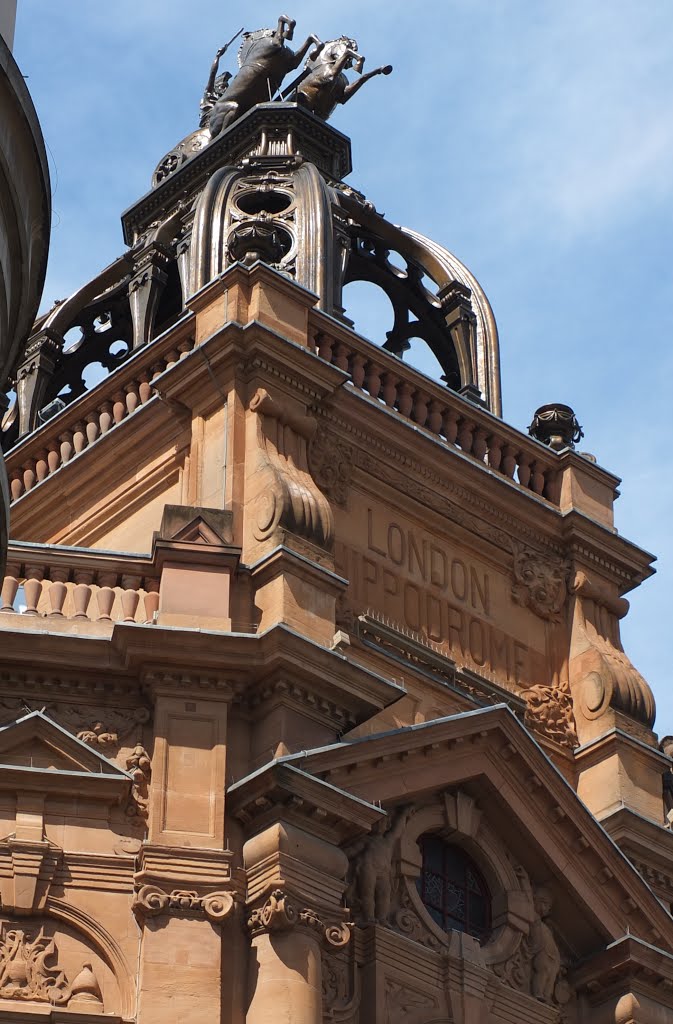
xmin=208 ymin=16 xmax=323 ymax=137
xmin=294 ymin=37 xmax=392 ymax=122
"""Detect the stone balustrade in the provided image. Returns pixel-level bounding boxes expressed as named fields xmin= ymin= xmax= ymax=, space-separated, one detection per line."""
xmin=5 ymin=319 xmax=195 ymax=503
xmin=0 ymin=543 xmax=158 ymax=624
xmin=311 ymin=316 xmax=561 ymax=505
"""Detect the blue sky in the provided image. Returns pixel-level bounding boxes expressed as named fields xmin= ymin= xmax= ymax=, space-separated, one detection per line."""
xmin=13 ymin=1 xmax=673 ymax=729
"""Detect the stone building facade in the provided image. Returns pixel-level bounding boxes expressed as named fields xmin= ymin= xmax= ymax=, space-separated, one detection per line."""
xmin=0 ymin=20 xmax=671 ymax=1024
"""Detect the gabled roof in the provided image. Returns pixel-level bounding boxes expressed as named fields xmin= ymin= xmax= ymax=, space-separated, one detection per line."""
xmin=0 ymin=710 xmax=132 ymax=801
xmin=276 ymin=704 xmax=673 ymax=955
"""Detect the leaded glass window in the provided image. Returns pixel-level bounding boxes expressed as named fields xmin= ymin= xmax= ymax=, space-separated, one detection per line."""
xmin=416 ymin=835 xmax=491 ymax=941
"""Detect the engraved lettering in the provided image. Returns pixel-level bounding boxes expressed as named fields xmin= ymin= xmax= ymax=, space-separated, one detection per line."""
xmin=426 ymin=593 xmax=443 ymax=642
xmin=367 ymin=508 xmax=386 ymax=558
xmin=470 ymin=565 xmax=490 ymax=616
xmin=362 ymin=556 xmax=378 ymax=603
xmin=451 ymin=559 xmax=468 ymax=602
xmin=388 ymin=523 xmax=405 ymax=566
xmin=408 ymin=534 xmax=427 ymax=581
xmin=447 ymin=604 xmax=466 ymax=657
xmin=430 ymin=544 xmax=448 ymax=590
xmin=469 ymin=619 xmax=487 ymax=666
xmin=403 ymin=582 xmax=422 ymax=631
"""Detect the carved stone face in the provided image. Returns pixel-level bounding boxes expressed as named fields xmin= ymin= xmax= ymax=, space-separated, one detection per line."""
xmin=534 ymin=889 xmax=553 ymax=919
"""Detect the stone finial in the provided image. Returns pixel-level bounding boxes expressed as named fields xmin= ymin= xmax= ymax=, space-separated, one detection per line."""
xmin=528 ymin=403 xmax=583 ymax=451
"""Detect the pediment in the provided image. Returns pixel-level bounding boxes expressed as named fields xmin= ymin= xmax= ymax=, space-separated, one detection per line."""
xmin=296 ymin=704 xmax=673 ymax=955
xmin=0 ymin=711 xmax=132 ymax=796
xmin=158 ymin=504 xmax=233 ymax=546
xmin=172 ymin=516 xmax=227 ymax=546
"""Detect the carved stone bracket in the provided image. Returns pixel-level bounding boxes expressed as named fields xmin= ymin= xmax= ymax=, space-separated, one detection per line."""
xmin=511 ymin=540 xmax=569 ymax=621
xmin=247 ymin=889 xmax=350 ymax=948
xmin=569 ymin=569 xmax=655 ymax=728
xmin=132 ymin=883 xmax=235 ymax=924
xmin=248 ymin=388 xmax=333 ymax=548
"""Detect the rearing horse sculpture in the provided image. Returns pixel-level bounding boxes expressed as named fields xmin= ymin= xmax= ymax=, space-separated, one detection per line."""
xmin=208 ymin=16 xmax=323 ymax=137
xmin=293 ymin=37 xmax=392 ymax=122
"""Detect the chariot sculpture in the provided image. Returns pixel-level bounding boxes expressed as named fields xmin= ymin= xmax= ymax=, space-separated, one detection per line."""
xmin=202 ymin=15 xmax=392 ymax=135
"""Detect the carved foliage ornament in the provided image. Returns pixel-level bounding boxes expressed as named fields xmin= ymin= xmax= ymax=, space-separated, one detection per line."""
xmin=522 ymin=684 xmax=578 ymax=748
xmin=247 ymin=889 xmax=350 ymax=948
xmin=511 ymin=540 xmax=568 ymax=621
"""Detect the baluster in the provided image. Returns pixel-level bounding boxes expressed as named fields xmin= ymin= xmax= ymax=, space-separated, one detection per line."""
xmin=143 ymin=579 xmax=160 ymax=622
xmin=72 ymin=570 xmax=94 ymax=619
xmin=72 ymin=421 xmax=87 ymax=454
xmin=35 ymin=449 xmax=49 ymax=482
xmin=23 ymin=566 xmax=44 ymax=615
xmin=59 ymin=430 xmax=74 ymax=464
xmin=364 ymin=362 xmax=382 ymax=400
xmin=22 ymin=460 xmax=37 ymax=492
xmin=333 ymin=342 xmax=350 ymax=373
xmin=396 ymin=382 xmax=413 ymax=418
xmin=178 ymin=338 xmax=193 ymax=359
xmin=530 ymin=460 xmax=546 ymax=495
xmin=315 ymin=333 xmax=334 ymax=362
xmin=98 ymin=401 xmax=113 ymax=435
xmin=457 ymin=418 xmax=475 ymax=454
xmin=47 ymin=442 xmax=60 ymax=474
xmin=112 ymin=391 xmax=126 ymax=424
xmin=164 ymin=349 xmax=180 ymax=371
xmin=427 ymin=400 xmax=443 ymax=434
xmin=85 ymin=412 xmax=100 ymax=446
xmin=412 ymin=391 xmax=429 ymax=427
xmin=9 ymin=471 xmax=23 ymax=501
xmin=0 ymin=565 xmax=21 ymax=612
xmin=125 ymin=381 xmax=140 ymax=415
xmin=138 ymin=372 xmax=152 ymax=404
xmin=472 ymin=428 xmax=488 ymax=462
xmin=120 ymin=575 xmax=141 ymax=622
xmin=441 ymin=409 xmax=459 ymax=444
xmin=47 ymin=568 xmax=69 ymax=617
xmin=486 ymin=435 xmax=503 ymax=471
xmin=96 ymin=572 xmax=118 ymax=621
xmin=543 ymin=470 xmax=560 ymax=505
xmin=380 ymin=372 xmax=398 ymax=407
xmin=517 ymin=454 xmax=532 ymax=489
xmin=349 ymin=353 xmax=366 ymax=388
xmin=501 ymin=444 xmax=517 ymax=478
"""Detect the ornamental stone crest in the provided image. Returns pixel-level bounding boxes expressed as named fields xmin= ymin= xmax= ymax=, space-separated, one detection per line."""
xmin=511 ymin=540 xmax=568 ymax=621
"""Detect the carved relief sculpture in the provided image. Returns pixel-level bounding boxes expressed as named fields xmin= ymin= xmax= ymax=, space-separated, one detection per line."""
xmin=347 ymin=806 xmax=413 ymax=924
xmin=529 ymin=887 xmax=562 ymax=1003
xmin=0 ymin=926 xmax=70 ymax=1005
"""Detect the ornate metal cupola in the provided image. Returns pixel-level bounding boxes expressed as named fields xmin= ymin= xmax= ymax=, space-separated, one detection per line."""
xmin=3 ymin=15 xmax=502 ymax=449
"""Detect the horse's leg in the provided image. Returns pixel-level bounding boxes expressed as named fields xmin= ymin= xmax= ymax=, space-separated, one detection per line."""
xmin=209 ymin=101 xmax=239 ymax=137
xmin=290 ymin=34 xmax=323 ymax=70
xmin=341 ymin=64 xmax=393 ymax=104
